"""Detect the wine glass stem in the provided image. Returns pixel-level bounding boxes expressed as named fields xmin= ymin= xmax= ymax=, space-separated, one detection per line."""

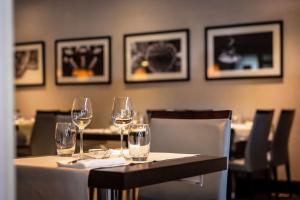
xmin=79 ymin=128 xmax=84 ymax=158
xmin=120 ymin=127 xmax=124 ymax=156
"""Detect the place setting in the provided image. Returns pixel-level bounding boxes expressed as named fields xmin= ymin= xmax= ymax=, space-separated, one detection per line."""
xmin=56 ymin=96 xmax=153 ymax=169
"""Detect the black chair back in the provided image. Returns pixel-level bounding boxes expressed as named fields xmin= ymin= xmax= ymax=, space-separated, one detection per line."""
xmin=147 ymin=109 xmax=230 ymax=120
xmin=270 ymin=110 xmax=295 ymax=166
xmin=245 ymin=110 xmax=274 ymax=171
xmin=30 ymin=110 xmax=71 ymax=156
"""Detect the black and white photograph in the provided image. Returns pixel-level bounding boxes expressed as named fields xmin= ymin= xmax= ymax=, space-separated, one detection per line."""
xmin=124 ymin=29 xmax=190 ymax=83
xmin=205 ymin=21 xmax=283 ymax=80
xmin=55 ymin=36 xmax=111 ymax=85
xmin=15 ymin=41 xmax=45 ymax=87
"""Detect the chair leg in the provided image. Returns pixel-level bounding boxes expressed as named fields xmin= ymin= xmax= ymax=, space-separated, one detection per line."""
xmin=285 ymin=163 xmax=292 ymax=197
xmin=89 ymin=187 xmax=94 ymax=200
xmin=247 ymin=173 xmax=254 ymax=200
xmin=227 ymin=170 xmax=232 ymax=200
xmin=272 ymin=166 xmax=279 ymax=199
xmin=264 ymin=169 xmax=271 ymax=200
xmin=272 ymin=166 xmax=278 ymax=181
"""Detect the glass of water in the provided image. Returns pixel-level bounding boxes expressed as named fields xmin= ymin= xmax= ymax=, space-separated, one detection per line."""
xmin=55 ymin=122 xmax=77 ymax=156
xmin=128 ymin=124 xmax=151 ymax=161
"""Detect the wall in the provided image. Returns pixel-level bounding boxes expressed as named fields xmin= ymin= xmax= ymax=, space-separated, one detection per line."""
xmin=15 ymin=0 xmax=300 ymax=180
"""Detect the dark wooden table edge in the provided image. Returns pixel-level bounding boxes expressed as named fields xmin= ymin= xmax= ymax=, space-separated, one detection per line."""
xmin=78 ymin=133 xmax=128 ymax=141
xmin=88 ymin=155 xmax=227 ymax=190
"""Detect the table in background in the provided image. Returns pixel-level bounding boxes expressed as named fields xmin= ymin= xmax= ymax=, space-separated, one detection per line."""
xmin=15 ymin=118 xmax=35 ymax=157
xmin=231 ymin=122 xmax=253 ymax=143
xmin=15 ymin=118 xmax=35 ymax=146
xmin=82 ymin=129 xmax=127 ymax=150
xmin=232 ymin=121 xmax=274 ymax=142
xmin=83 ymin=128 xmax=126 ymax=141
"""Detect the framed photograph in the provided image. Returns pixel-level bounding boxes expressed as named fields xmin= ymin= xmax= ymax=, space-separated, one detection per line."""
xmin=205 ymin=21 xmax=283 ymax=80
xmin=124 ymin=29 xmax=190 ymax=83
xmin=55 ymin=36 xmax=111 ymax=85
xmin=15 ymin=41 xmax=45 ymax=87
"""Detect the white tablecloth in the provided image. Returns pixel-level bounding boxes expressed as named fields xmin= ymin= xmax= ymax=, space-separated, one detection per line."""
xmin=231 ymin=122 xmax=252 ymax=142
xmin=16 ymin=156 xmax=89 ymax=200
xmin=15 ymin=118 xmax=35 ymax=145
xmin=232 ymin=122 xmax=273 ymax=143
xmin=16 ymin=153 xmax=196 ymax=200
xmin=84 ymin=126 xmax=119 ymax=135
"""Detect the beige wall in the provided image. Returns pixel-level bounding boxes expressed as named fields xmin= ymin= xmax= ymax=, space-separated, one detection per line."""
xmin=15 ymin=0 xmax=300 ymax=180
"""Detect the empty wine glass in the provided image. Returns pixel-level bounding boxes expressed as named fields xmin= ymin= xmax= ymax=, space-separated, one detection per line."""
xmin=112 ymin=97 xmax=133 ymax=156
xmin=71 ymin=97 xmax=93 ymax=159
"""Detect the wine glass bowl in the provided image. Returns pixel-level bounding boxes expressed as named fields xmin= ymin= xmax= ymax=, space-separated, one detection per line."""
xmin=112 ymin=97 xmax=133 ymax=156
xmin=112 ymin=110 xmax=133 ymax=127
xmin=71 ymin=97 xmax=93 ymax=159
xmin=72 ymin=110 xmax=92 ymax=129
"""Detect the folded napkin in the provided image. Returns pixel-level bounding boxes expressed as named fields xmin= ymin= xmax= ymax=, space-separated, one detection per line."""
xmin=57 ymin=157 xmax=126 ymax=169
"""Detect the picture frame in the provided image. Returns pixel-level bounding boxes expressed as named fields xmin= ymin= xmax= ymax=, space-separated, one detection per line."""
xmin=55 ymin=36 xmax=111 ymax=85
xmin=205 ymin=21 xmax=283 ymax=80
xmin=15 ymin=41 xmax=45 ymax=87
xmin=124 ymin=29 xmax=190 ymax=83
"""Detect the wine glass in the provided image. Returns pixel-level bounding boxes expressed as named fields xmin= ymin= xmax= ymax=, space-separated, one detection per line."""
xmin=112 ymin=97 xmax=133 ymax=156
xmin=71 ymin=97 xmax=93 ymax=159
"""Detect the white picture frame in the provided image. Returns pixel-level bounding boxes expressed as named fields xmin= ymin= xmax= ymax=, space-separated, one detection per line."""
xmin=205 ymin=21 xmax=283 ymax=80
xmin=124 ymin=29 xmax=190 ymax=83
xmin=15 ymin=41 xmax=45 ymax=87
xmin=55 ymin=36 xmax=111 ymax=85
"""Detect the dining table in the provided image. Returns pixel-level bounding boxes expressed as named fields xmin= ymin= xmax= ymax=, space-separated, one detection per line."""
xmin=15 ymin=152 xmax=227 ymax=200
xmin=232 ymin=121 xmax=274 ymax=143
xmin=231 ymin=121 xmax=253 ymax=142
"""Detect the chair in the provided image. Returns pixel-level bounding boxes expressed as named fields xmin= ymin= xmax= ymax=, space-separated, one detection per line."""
xmin=269 ymin=109 xmax=295 ymax=196
xmin=30 ymin=110 xmax=71 ymax=156
xmin=139 ymin=110 xmax=232 ymax=200
xmin=229 ymin=110 xmax=274 ymax=198
xmin=56 ymin=113 xmax=72 ymax=123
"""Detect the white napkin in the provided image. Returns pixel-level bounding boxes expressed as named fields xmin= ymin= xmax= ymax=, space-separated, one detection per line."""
xmin=57 ymin=157 xmax=126 ymax=169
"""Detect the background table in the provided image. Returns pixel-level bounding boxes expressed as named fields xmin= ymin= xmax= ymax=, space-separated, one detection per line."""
xmin=82 ymin=129 xmax=128 ymax=150
xmin=231 ymin=122 xmax=253 ymax=142
xmin=15 ymin=118 xmax=35 ymax=146
xmin=83 ymin=129 xmax=127 ymax=141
